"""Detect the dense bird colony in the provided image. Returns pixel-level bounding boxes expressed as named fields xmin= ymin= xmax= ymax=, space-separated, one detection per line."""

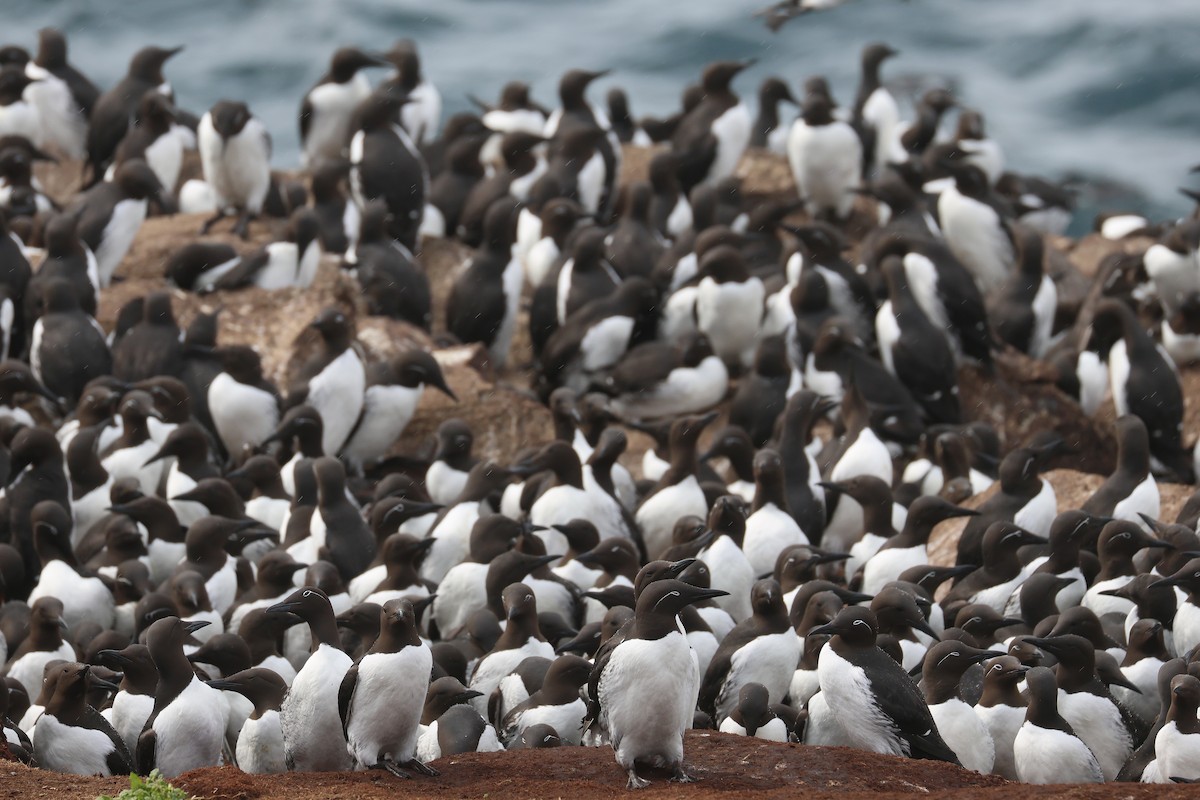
xmin=0 ymin=23 xmax=1198 ymax=791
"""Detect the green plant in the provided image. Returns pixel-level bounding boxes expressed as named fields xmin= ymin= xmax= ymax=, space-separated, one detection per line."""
xmin=97 ymin=771 xmax=191 ymax=800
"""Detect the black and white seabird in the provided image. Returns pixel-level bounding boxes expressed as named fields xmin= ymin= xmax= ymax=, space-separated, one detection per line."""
xmin=603 ymin=334 xmax=728 ymax=422
xmin=587 ymin=578 xmax=728 ymax=788
xmin=810 ymin=606 xmax=959 ymax=764
xmin=197 ymin=100 xmax=272 ymax=238
xmin=671 ymin=60 xmax=755 ymax=192
xmin=31 ymin=662 xmax=132 ymax=776
xmin=750 ymin=77 xmax=797 ymax=155
xmin=467 ymin=583 xmax=556 ymax=712
xmin=86 ymin=45 xmax=181 ymax=182
xmin=937 ymin=152 xmax=1015 ymax=295
xmin=728 ymin=338 xmax=789 ymax=450
xmin=68 ymin=158 xmax=172 ymax=287
xmin=30 ymin=279 xmax=110 ymax=408
xmin=920 ymin=639 xmax=1004 ymax=773
xmin=973 ymin=655 xmax=1028 ymax=780
xmin=988 ymin=224 xmax=1056 ymax=358
xmin=27 ymin=500 xmax=114 ymax=631
xmin=447 ymin=197 xmax=523 ymax=370
xmin=95 ymin=643 xmax=158 ymax=757
xmin=876 ymin=255 xmax=960 ymax=424
xmin=29 ymin=212 xmax=98 ymax=320
xmin=1026 ymin=634 xmax=1133 ymax=780
xmin=1090 ymin=299 xmax=1192 ymax=481
xmin=955 ymin=442 xmax=1058 ymax=568
xmin=1012 ymin=666 xmax=1103 ymax=784
xmin=205 ymin=667 xmax=288 ymax=774
xmin=1154 ymin=673 xmax=1200 ymax=782
xmin=860 ymin=496 xmax=976 ymax=595
xmin=424 ymin=133 xmax=486 ymax=239
xmin=1082 ymin=415 xmax=1160 ymax=525
xmin=6 ymin=597 xmax=74 ymax=699
xmin=21 ymin=29 xmax=94 ymax=159
xmin=267 ymin=586 xmax=354 ymax=771
xmin=699 ymin=578 xmax=799 ymax=723
xmin=341 ymin=350 xmax=455 ymax=470
xmin=137 ymin=616 xmax=230 ymax=778
xmin=742 ymin=449 xmax=808 ymax=575
xmin=106 ymin=90 xmax=189 ymax=197
xmin=348 ymin=88 xmax=428 ymax=252
xmin=787 ymin=89 xmax=861 ymax=220
xmin=717 ymin=682 xmax=789 ymax=741
xmin=208 ymin=345 xmax=282 ymax=460
xmin=339 ymin=599 xmax=437 ymax=777
xmin=635 ymin=413 xmax=716 ymax=560
xmin=381 ymin=39 xmax=441 ymax=145
xmin=852 ymin=43 xmax=901 ymax=177
xmin=299 ymin=47 xmax=383 ymax=169
xmin=285 ymin=307 xmax=365 ymax=458
xmin=500 ymin=654 xmax=591 ymax=746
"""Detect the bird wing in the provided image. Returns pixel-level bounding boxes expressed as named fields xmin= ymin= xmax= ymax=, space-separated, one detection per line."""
xmin=697 ymin=622 xmax=759 ymax=717
xmin=67 ymin=183 xmax=118 ymax=252
xmin=606 ymin=340 xmax=681 ymax=395
xmin=338 ymin=663 xmax=360 ymax=738
xmin=135 ymin=727 xmax=157 ymax=774
xmin=671 ymin=120 xmax=718 ymax=194
xmin=299 ymin=95 xmax=315 ymax=147
xmin=446 ymin=263 xmax=508 ymax=348
xmin=212 ymin=248 xmax=271 ymax=292
xmin=583 ymin=622 xmax=631 ymax=733
xmin=81 ymin=706 xmax=135 ymax=775
xmin=862 ymin=648 xmax=960 ymax=764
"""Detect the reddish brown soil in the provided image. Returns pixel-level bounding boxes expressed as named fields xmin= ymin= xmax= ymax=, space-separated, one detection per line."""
xmin=2 ymin=733 xmax=1195 ymax=800
xmin=9 ymin=738 xmax=1200 ymax=800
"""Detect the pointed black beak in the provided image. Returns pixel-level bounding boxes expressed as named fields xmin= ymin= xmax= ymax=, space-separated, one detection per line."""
xmin=913 ymin=618 xmax=941 ymax=641
xmin=666 ymin=558 xmax=697 ymax=578
xmin=89 ymin=675 xmax=120 ymax=692
xmin=97 ymin=649 xmax=131 ymax=667
xmin=431 ymin=374 xmax=457 ymax=402
xmin=807 ymin=621 xmax=840 ymax=638
xmin=183 ymin=620 xmax=211 ymax=634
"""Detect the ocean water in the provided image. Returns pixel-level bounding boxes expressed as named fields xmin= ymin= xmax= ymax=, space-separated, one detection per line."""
xmin=7 ymin=0 xmax=1200 ymax=228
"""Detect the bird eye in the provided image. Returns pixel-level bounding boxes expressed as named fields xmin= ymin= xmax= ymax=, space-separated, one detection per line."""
xmin=1117 ymin=532 xmax=1129 ymax=539
xmin=302 ymin=590 xmax=313 ymax=598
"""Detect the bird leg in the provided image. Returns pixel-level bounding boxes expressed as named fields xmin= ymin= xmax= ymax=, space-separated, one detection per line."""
xmin=670 ymin=763 xmax=697 ymax=784
xmin=200 ymin=209 xmax=226 ymax=234
xmin=402 ymin=758 xmax=440 ymax=777
xmin=626 ymin=768 xmax=650 ymax=790
xmin=232 ymin=211 xmax=255 ymax=240
xmin=373 ymin=760 xmax=412 ymax=779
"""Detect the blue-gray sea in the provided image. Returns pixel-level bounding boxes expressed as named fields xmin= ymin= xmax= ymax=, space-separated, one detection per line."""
xmin=7 ymin=0 xmax=1200 ymax=230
